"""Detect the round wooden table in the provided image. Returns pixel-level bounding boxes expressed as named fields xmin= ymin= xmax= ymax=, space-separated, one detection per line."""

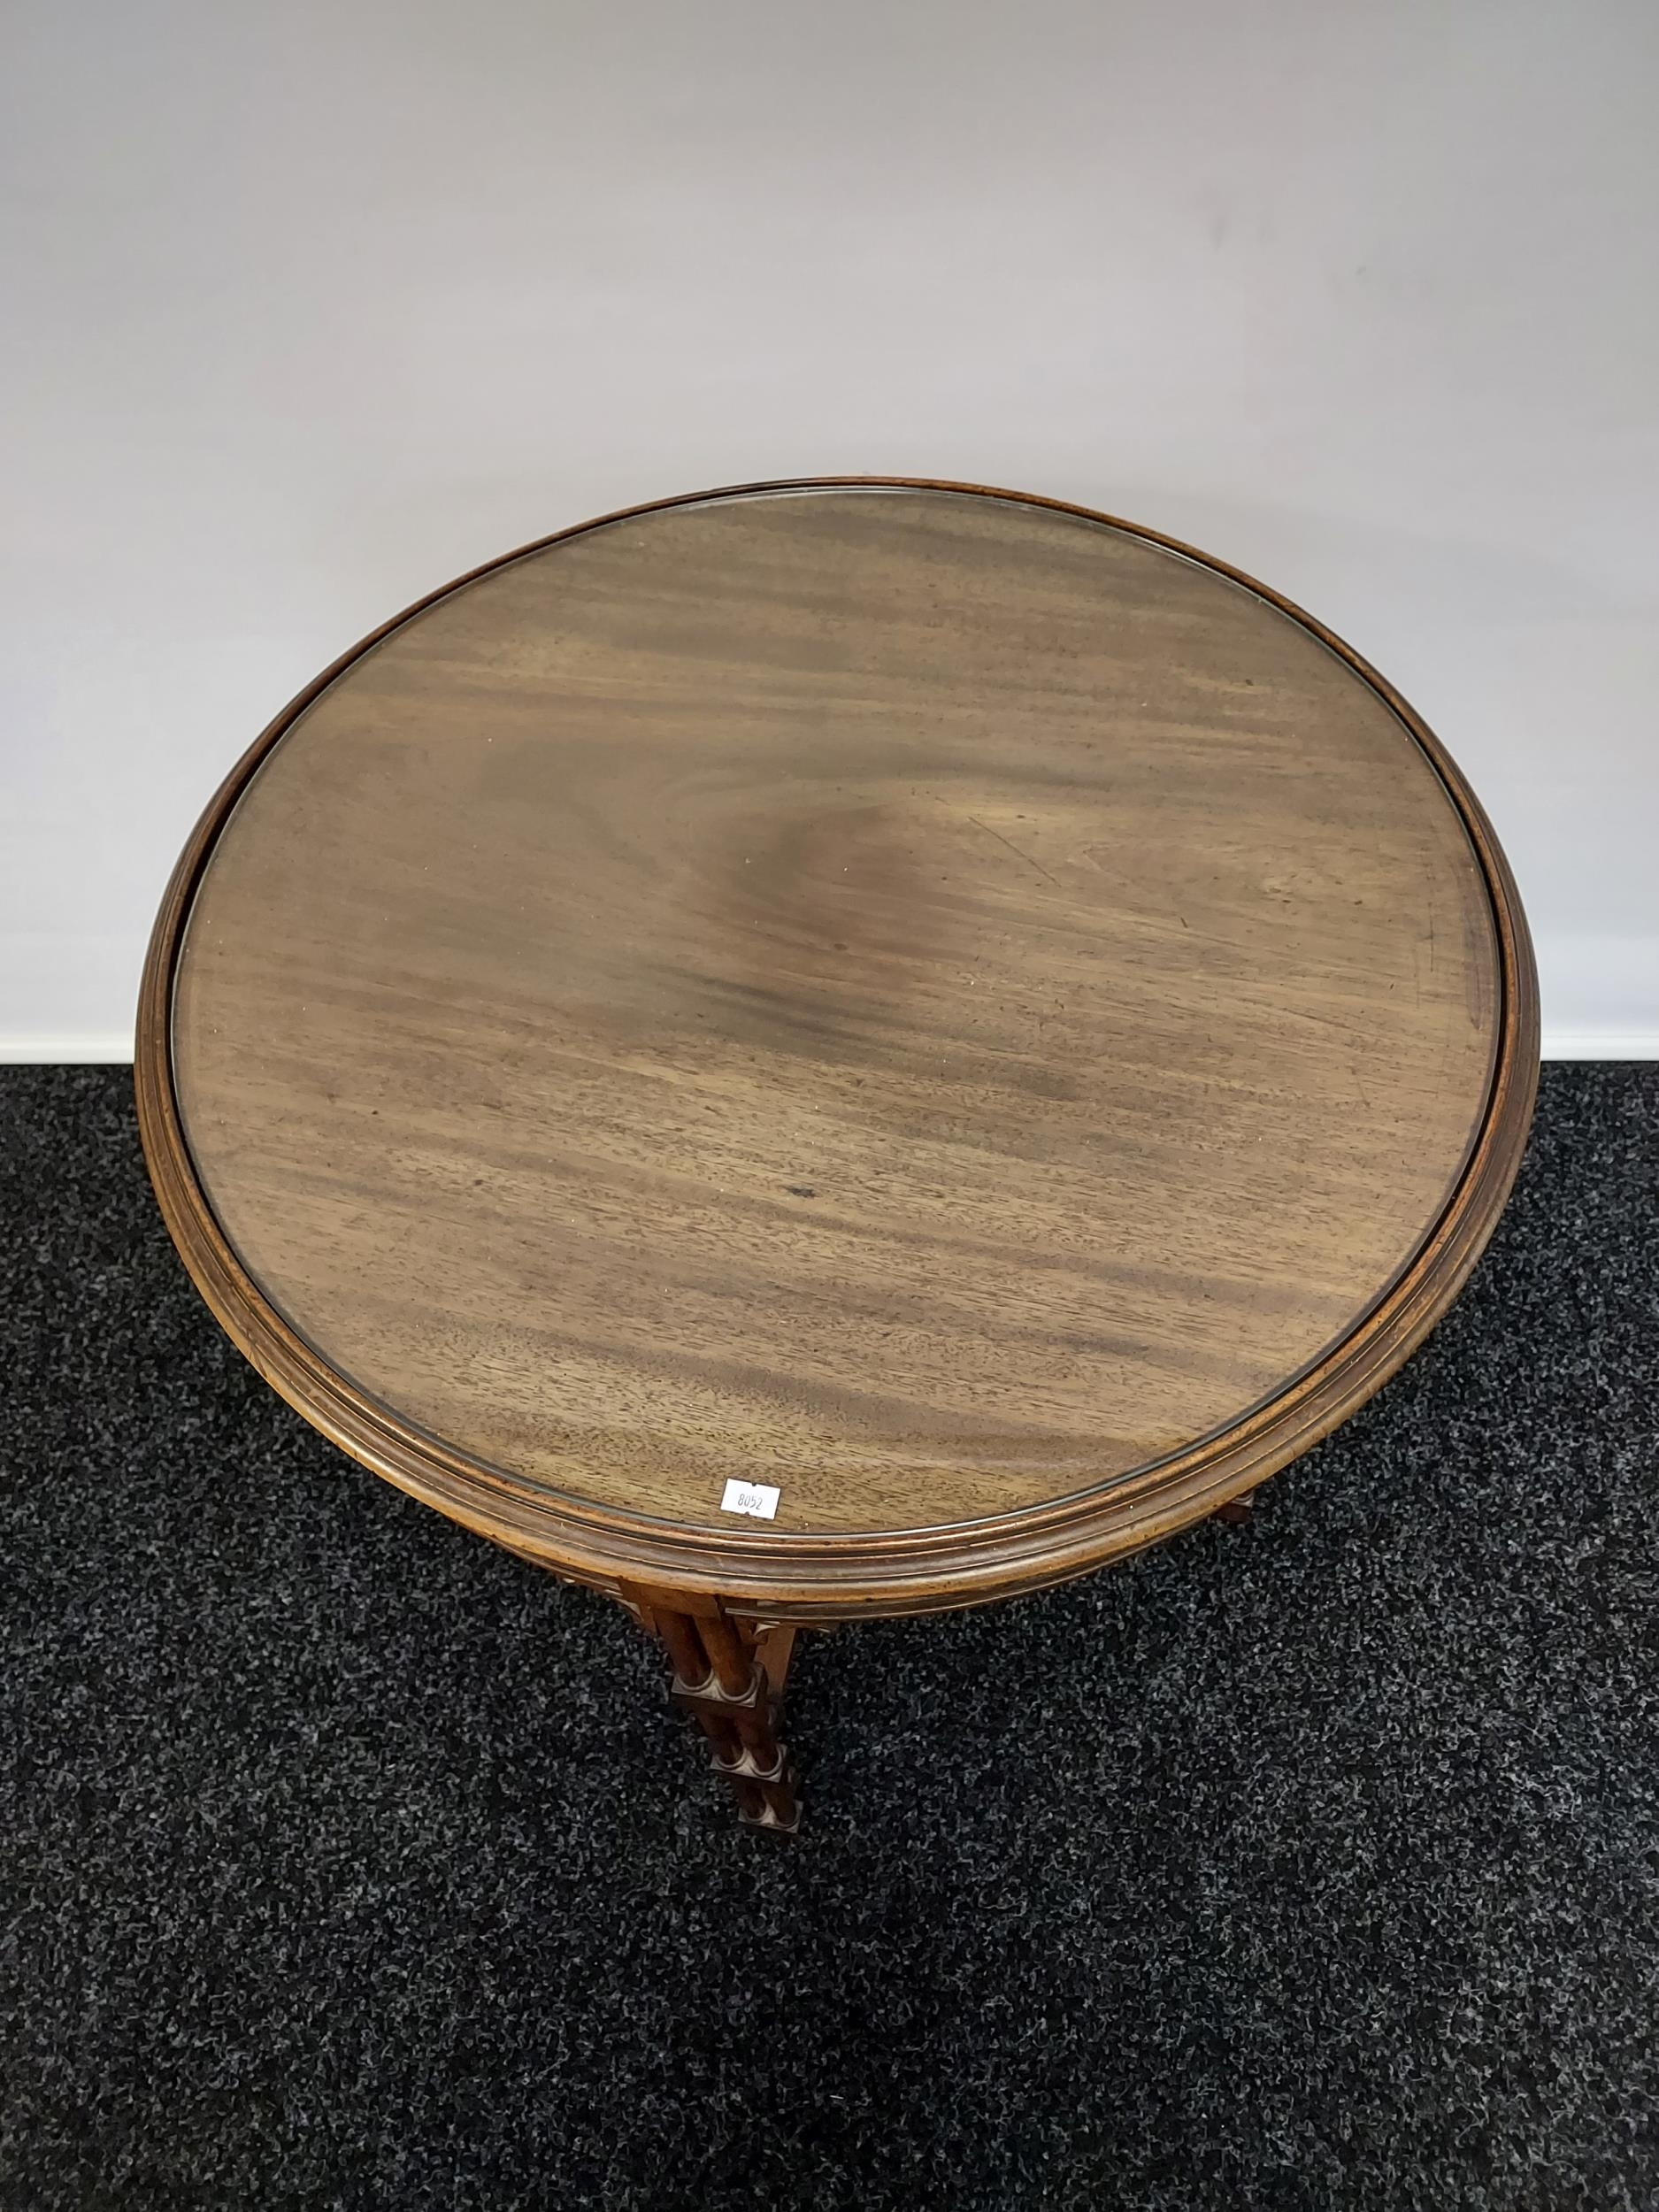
xmin=138 ymin=479 xmax=1538 ymax=1832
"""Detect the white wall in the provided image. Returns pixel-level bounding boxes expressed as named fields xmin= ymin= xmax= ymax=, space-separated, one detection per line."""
xmin=4 ymin=0 xmax=1655 ymax=1059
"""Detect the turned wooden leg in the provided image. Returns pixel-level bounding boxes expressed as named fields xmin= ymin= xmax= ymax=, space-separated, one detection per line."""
xmin=1214 ymin=1495 xmax=1254 ymax=1525
xmin=621 ymin=1586 xmax=803 ymax=1834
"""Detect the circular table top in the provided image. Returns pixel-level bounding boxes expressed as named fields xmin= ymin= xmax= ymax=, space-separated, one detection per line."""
xmin=139 ymin=480 xmax=1537 ymax=1617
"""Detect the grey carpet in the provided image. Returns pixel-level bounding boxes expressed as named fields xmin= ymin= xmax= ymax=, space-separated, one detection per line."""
xmin=2 ymin=1064 xmax=1655 ymax=2210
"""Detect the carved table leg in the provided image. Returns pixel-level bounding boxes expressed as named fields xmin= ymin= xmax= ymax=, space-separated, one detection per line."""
xmin=1214 ymin=1496 xmax=1255 ymax=1525
xmin=622 ymin=1586 xmax=803 ymax=1833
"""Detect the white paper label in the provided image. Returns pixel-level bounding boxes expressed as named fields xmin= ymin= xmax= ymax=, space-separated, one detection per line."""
xmin=721 ymin=1479 xmax=780 ymax=1520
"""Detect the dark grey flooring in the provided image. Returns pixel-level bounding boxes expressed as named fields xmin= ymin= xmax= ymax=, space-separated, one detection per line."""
xmin=3 ymin=1064 xmax=1656 ymax=2210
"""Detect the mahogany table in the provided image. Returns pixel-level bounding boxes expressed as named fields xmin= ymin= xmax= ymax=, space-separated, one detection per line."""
xmin=137 ymin=480 xmax=1538 ymax=1832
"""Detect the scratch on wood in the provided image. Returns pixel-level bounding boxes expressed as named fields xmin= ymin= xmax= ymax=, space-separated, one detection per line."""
xmin=967 ymin=814 xmax=1060 ymax=887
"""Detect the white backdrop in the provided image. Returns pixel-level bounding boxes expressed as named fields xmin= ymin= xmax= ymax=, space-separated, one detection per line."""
xmin=4 ymin=0 xmax=1655 ymax=1057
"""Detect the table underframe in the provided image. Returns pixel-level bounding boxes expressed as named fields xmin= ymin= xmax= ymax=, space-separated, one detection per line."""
xmin=511 ymin=1492 xmax=1256 ymax=1834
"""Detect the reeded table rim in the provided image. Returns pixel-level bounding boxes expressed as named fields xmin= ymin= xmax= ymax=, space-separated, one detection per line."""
xmin=135 ymin=477 xmax=1540 ymax=1619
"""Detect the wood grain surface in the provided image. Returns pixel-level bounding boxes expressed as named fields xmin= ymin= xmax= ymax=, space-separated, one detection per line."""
xmin=155 ymin=484 xmax=1528 ymax=1582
